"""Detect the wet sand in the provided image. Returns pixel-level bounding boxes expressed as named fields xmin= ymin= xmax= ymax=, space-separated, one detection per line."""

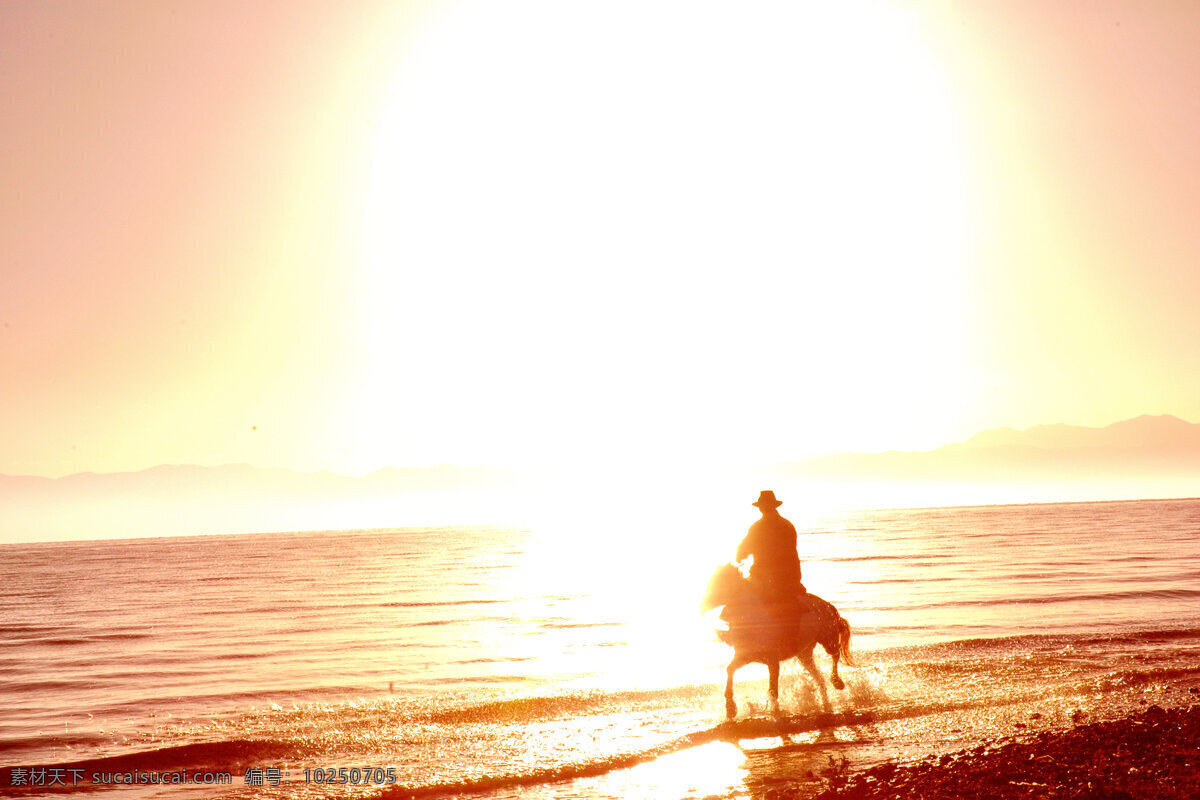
xmin=803 ymin=703 xmax=1200 ymax=799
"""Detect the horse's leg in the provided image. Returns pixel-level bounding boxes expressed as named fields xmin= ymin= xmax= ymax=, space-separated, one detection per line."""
xmin=829 ymin=647 xmax=845 ymax=691
xmin=819 ymin=628 xmax=847 ymax=691
xmin=798 ymin=645 xmax=831 ymax=712
xmin=768 ymin=660 xmax=781 ymax=717
xmin=725 ymin=655 xmax=747 ymax=719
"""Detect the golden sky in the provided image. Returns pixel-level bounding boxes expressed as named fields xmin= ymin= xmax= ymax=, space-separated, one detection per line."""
xmin=3 ymin=0 xmax=1199 ymax=479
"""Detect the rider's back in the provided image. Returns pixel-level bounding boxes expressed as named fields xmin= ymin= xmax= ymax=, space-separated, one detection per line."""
xmin=738 ymin=512 xmax=801 ymax=598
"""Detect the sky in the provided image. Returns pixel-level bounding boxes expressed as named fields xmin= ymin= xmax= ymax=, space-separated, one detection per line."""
xmin=3 ymin=0 xmax=1200 ymax=480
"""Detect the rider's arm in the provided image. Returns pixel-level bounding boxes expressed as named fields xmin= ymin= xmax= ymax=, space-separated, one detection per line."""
xmin=735 ymin=529 xmax=754 ymax=563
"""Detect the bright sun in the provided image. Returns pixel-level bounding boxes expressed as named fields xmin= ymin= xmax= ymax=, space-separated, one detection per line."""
xmin=347 ymin=0 xmax=973 ymax=476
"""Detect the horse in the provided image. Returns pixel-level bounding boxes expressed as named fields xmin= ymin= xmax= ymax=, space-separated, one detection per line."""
xmin=702 ymin=563 xmax=853 ymax=718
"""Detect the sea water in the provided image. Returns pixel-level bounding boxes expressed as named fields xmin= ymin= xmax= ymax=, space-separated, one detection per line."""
xmin=3 ymin=498 xmax=1200 ymax=799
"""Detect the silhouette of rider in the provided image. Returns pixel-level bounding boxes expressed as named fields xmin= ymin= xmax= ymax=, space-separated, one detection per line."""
xmin=736 ymin=490 xmax=805 ymax=617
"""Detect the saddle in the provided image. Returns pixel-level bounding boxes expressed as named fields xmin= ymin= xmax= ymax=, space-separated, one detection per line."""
xmin=719 ymin=583 xmax=812 ymax=652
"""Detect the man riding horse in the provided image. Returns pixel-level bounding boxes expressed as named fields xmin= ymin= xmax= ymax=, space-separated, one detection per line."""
xmin=705 ymin=489 xmax=851 ymax=717
xmin=734 ymin=490 xmax=806 ymax=644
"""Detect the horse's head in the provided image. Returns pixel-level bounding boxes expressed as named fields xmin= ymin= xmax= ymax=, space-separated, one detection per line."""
xmin=701 ymin=563 xmax=748 ymax=612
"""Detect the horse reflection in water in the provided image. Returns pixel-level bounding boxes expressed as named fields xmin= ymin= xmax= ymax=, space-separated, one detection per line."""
xmin=702 ymin=563 xmax=853 ymax=718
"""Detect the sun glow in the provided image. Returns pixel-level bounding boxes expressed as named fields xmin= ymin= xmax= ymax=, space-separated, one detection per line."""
xmin=509 ymin=507 xmax=735 ymax=688
xmin=348 ymin=0 xmax=975 ymax=476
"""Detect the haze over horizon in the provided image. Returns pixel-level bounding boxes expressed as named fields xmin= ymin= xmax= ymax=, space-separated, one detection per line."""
xmin=4 ymin=413 xmax=1199 ymax=544
xmin=4 ymin=2 xmax=1200 ymax=510
xmin=3 ymin=411 xmax=1198 ymax=480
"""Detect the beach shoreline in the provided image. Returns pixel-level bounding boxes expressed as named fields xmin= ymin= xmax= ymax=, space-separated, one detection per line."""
xmin=798 ymin=701 xmax=1200 ymax=799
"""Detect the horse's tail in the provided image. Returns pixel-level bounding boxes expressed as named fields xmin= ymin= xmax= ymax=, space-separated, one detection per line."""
xmin=836 ymin=614 xmax=855 ymax=667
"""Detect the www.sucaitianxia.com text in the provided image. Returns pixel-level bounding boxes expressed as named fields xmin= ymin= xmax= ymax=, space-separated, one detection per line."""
xmin=5 ymin=765 xmax=402 ymax=788
xmin=6 ymin=767 xmax=234 ymax=787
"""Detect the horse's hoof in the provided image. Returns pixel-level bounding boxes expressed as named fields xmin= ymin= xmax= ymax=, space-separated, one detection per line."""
xmin=832 ymin=676 xmax=846 ymax=691
xmin=726 ymin=700 xmax=737 ymax=719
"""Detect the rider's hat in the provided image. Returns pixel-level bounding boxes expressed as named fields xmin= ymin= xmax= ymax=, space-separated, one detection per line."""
xmin=752 ymin=490 xmax=782 ymax=508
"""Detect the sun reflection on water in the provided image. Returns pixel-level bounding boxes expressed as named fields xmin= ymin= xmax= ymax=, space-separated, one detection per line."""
xmin=559 ymin=741 xmax=748 ymax=800
xmin=499 ymin=508 xmax=737 ymax=690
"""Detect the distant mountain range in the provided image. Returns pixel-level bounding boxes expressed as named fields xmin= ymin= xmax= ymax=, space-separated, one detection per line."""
xmin=962 ymin=414 xmax=1200 ymax=451
xmin=2 ymin=462 xmax=525 ymax=499
xmin=3 ymin=415 xmax=1198 ymax=541
xmin=0 ymin=463 xmax=534 ymax=542
xmin=774 ymin=414 xmax=1200 ymax=484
